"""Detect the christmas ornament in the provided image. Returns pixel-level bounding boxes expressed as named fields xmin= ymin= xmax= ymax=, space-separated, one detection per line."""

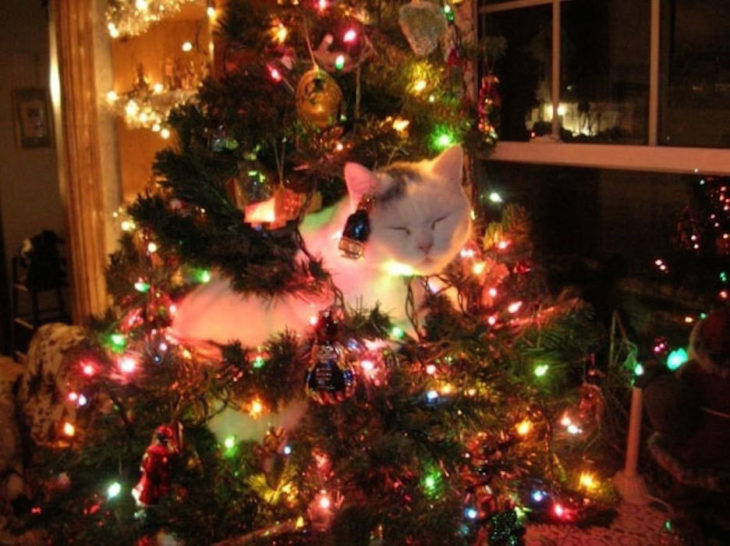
xmin=305 ymin=311 xmax=355 ymax=404
xmin=398 ymin=1 xmax=448 ymax=56
xmin=339 ymin=194 xmax=374 ymax=259
xmin=296 ymin=69 xmax=343 ymax=129
xmin=478 ymin=74 xmax=501 ymax=146
xmin=244 ymin=188 xmax=305 ymax=229
xmin=133 ymin=424 xmax=180 ymax=506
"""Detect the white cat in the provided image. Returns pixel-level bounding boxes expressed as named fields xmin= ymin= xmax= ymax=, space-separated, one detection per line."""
xmin=171 ymin=146 xmax=471 ymax=441
xmin=172 ymin=145 xmax=471 ymax=350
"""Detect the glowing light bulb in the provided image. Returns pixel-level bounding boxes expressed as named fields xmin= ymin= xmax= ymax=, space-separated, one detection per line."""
xmin=106 ymin=90 xmax=118 ymax=103
xmin=472 ymin=262 xmax=486 ymax=275
xmin=391 ymin=326 xmax=405 ymax=339
xmin=68 ymin=392 xmax=78 ymax=402
xmin=318 ymin=494 xmax=331 ymax=510
xmin=534 ymin=364 xmax=549 ymax=377
xmin=108 ymin=23 xmax=120 ymax=38
xmin=425 ymin=364 xmax=437 ymax=375
xmin=160 ymin=128 xmax=171 ymax=139
xmin=253 ymin=355 xmax=265 ymax=369
xmin=507 ymin=301 xmax=523 ymax=313
xmin=488 ymin=191 xmax=503 ymax=203
xmin=82 ymin=362 xmax=95 ymax=376
xmin=553 ymin=503 xmax=565 ymax=518
xmin=224 ymin=436 xmax=236 ymax=450
xmin=334 ymin=54 xmax=346 ymax=71
xmin=273 ymin=23 xmax=288 ymax=44
xmin=392 ymin=118 xmax=410 ymax=132
xmin=135 ymin=0 xmax=148 ymax=10
xmin=207 ymin=6 xmax=216 ymax=18
xmin=531 ymin=490 xmax=546 ymax=502
xmin=147 ymin=241 xmax=158 ymax=253
xmin=283 ymin=445 xmax=292 ymax=455
xmin=516 ymin=419 xmax=532 ymax=436
xmin=250 ymin=399 xmax=264 ymax=417
xmin=361 ymin=360 xmax=375 ymax=372
xmin=343 ymin=29 xmax=357 ymax=43
xmin=497 ymin=240 xmax=510 ymax=250
xmin=426 ymin=390 xmax=439 ymax=402
xmin=487 ymin=315 xmax=497 ymax=325
xmin=181 ymin=41 xmax=193 ymax=52
xmin=465 ymin=507 xmax=478 ymax=520
xmin=107 ymin=481 xmax=122 ymax=499
xmin=152 ymin=82 xmax=164 ymax=94
xmin=63 ymin=422 xmax=76 ymax=437
xmin=567 ymin=424 xmax=581 ymax=435
xmin=268 ymin=65 xmax=282 ymax=82
xmin=118 ymin=356 xmax=137 ymax=374
xmin=666 ymin=348 xmax=688 ymax=371
xmin=488 ymin=287 xmax=497 ymax=297
xmin=317 ymin=0 xmax=328 ymax=10
xmin=579 ymin=472 xmax=597 ymax=490
xmin=309 ymin=315 xmax=318 ymax=326
xmin=413 ymin=79 xmax=427 ymax=93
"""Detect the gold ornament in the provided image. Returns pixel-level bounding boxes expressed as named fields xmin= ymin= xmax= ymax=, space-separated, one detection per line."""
xmin=295 ymin=69 xmax=343 ymax=129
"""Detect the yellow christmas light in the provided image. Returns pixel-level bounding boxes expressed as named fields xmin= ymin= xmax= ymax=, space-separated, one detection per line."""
xmin=515 ymin=419 xmax=532 ymax=436
xmin=579 ymin=472 xmax=597 ymax=491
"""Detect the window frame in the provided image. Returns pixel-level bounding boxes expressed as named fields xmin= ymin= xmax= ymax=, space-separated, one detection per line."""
xmin=478 ymin=0 xmax=730 ymax=175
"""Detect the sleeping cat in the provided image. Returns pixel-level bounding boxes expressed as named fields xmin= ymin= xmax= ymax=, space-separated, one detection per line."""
xmin=171 ymin=146 xmax=470 ymax=440
xmin=171 ymin=145 xmax=471 ymax=349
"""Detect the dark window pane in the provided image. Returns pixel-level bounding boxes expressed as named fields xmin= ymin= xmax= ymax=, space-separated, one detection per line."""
xmin=481 ymin=6 xmax=552 ymax=141
xmin=560 ymin=0 xmax=650 ymax=144
xmin=660 ymin=0 xmax=730 ymax=148
xmin=479 ymin=162 xmax=691 ymax=274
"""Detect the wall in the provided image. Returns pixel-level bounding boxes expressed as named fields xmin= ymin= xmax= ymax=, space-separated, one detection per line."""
xmin=0 ymin=2 xmax=65 ymax=294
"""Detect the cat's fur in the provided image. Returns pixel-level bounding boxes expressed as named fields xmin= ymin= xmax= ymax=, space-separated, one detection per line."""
xmin=172 ymin=146 xmax=471 ymax=349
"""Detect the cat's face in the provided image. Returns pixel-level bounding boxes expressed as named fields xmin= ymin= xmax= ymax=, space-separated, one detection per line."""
xmin=344 ymin=146 xmax=471 ymax=276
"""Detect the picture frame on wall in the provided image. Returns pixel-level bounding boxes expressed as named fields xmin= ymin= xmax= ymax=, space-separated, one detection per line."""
xmin=12 ymin=87 xmax=53 ymax=148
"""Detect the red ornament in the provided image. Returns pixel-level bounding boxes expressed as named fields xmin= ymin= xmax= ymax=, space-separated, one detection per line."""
xmin=133 ymin=424 xmax=180 ymax=506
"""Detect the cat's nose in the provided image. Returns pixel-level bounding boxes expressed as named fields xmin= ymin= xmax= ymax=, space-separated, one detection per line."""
xmin=418 ymin=240 xmax=434 ymax=253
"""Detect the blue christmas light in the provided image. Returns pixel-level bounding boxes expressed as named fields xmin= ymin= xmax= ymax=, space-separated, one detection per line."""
xmin=531 ymin=490 xmax=546 ymax=503
xmin=464 ymin=507 xmax=479 ymax=520
xmin=426 ymin=390 xmax=439 ymax=402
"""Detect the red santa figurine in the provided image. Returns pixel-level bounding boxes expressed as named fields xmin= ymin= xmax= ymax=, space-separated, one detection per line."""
xmin=133 ymin=424 xmax=180 ymax=506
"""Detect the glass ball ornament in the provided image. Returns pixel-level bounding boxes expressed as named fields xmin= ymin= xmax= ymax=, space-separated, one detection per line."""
xmin=295 ymin=68 xmax=343 ymax=129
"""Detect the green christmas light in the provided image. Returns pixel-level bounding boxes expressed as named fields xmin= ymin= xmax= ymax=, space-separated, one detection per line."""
xmin=195 ymin=269 xmax=212 ymax=283
xmin=721 ymin=271 xmax=727 ymax=283
xmin=443 ymin=4 xmax=455 ymax=22
xmin=109 ymin=333 xmax=127 ymax=353
xmin=253 ymin=355 xmax=265 ymax=369
xmin=224 ymin=436 xmax=236 ymax=450
xmin=634 ymin=363 xmax=645 ymax=376
xmin=106 ymin=481 xmax=122 ymax=499
xmin=666 ymin=348 xmax=688 ymax=371
xmin=134 ymin=280 xmax=150 ymax=293
xmin=432 ymin=128 xmax=456 ymax=150
xmin=534 ymin=364 xmax=549 ymax=377
xmin=390 ymin=326 xmax=405 ymax=339
xmin=334 ymin=54 xmax=345 ymax=71
xmin=421 ymin=468 xmax=443 ymax=497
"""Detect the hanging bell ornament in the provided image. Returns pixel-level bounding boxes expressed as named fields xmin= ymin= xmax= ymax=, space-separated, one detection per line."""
xmin=339 ymin=194 xmax=374 ymax=259
xmin=305 ymin=311 xmax=355 ymax=404
xmin=296 ymin=68 xmax=343 ymax=129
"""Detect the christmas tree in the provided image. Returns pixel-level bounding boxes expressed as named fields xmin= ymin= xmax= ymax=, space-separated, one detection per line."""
xmin=20 ymin=1 xmax=623 ymax=544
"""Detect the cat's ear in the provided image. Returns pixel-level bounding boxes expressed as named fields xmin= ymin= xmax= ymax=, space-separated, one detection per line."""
xmin=344 ymin=162 xmax=378 ymax=206
xmin=430 ymin=145 xmax=463 ymax=186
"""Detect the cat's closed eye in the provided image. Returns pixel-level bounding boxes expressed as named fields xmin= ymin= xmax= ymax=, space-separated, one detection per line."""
xmin=389 ymin=226 xmax=411 ymax=236
xmin=431 ymin=215 xmax=448 ymax=230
